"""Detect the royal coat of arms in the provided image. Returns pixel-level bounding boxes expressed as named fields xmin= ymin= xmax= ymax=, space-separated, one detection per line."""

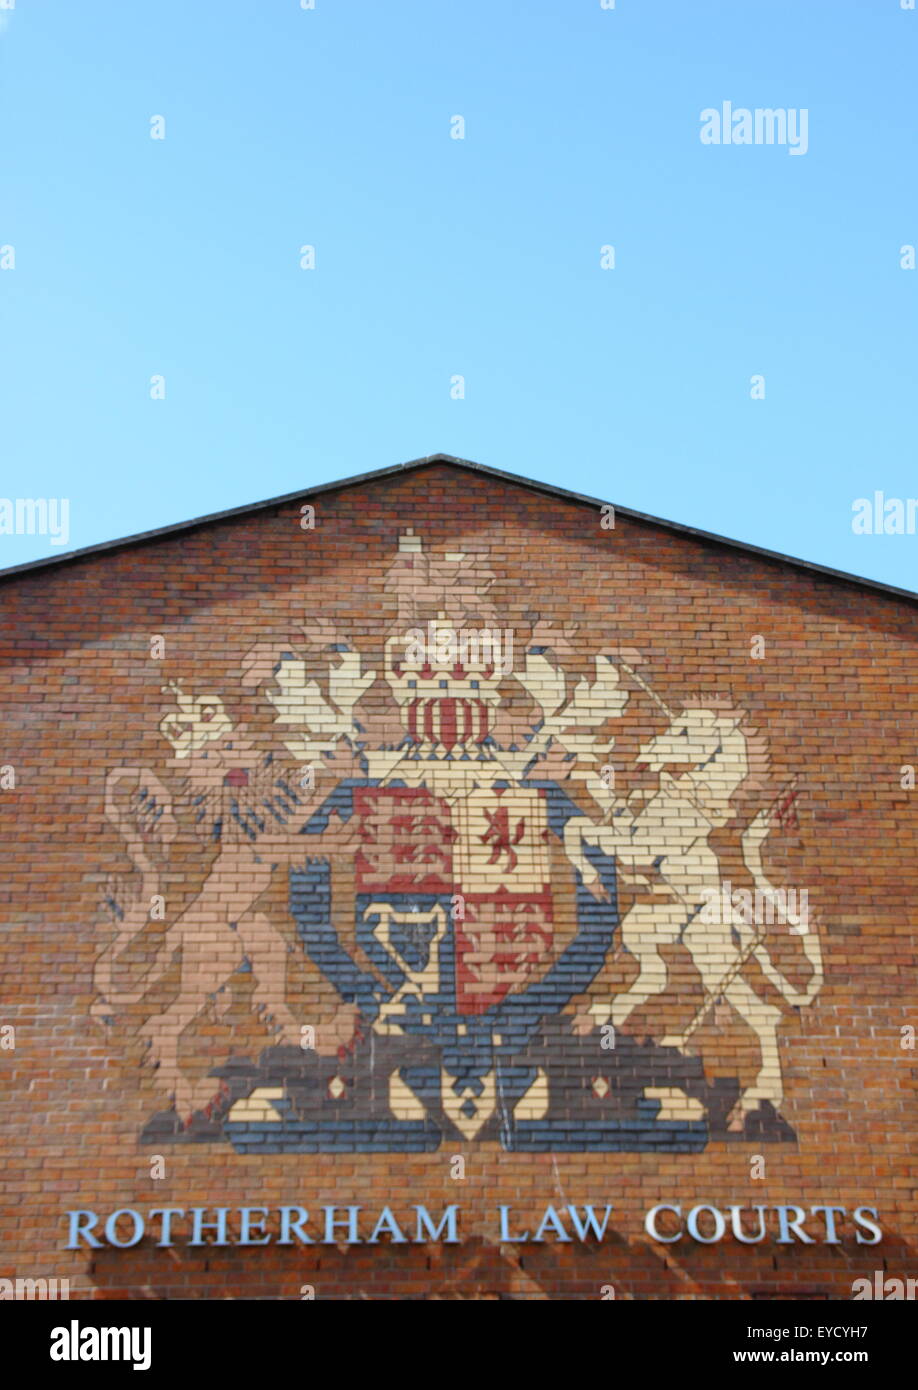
xmin=91 ymin=532 xmax=823 ymax=1151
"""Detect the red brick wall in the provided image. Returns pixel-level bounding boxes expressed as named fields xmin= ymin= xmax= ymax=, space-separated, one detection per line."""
xmin=1 ymin=462 xmax=915 ymax=1299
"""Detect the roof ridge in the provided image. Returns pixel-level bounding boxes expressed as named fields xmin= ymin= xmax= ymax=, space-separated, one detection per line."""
xmin=0 ymin=453 xmax=915 ymax=604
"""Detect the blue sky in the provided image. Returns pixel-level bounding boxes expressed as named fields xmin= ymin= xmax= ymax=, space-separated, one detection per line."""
xmin=1 ymin=0 xmax=916 ymax=588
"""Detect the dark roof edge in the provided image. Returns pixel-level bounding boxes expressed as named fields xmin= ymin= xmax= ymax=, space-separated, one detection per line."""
xmin=0 ymin=452 xmax=916 ymax=604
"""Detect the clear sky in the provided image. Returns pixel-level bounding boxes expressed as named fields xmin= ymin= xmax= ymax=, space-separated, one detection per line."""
xmin=1 ymin=0 xmax=915 ymax=589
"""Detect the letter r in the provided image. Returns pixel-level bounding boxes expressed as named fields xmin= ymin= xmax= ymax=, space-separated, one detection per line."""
xmin=67 ymin=1209 xmax=103 ymax=1249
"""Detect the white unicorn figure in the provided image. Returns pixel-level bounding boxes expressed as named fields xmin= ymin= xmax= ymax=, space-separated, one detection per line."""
xmin=565 ymin=699 xmax=823 ymax=1127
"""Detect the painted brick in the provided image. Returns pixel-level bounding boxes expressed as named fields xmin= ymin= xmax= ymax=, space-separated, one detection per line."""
xmin=0 ymin=461 xmax=915 ymax=1300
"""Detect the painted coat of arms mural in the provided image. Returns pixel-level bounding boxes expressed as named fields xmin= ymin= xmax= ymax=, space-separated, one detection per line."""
xmin=91 ymin=531 xmax=823 ymax=1151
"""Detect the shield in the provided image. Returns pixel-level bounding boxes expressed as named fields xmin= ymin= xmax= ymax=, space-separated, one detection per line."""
xmin=269 ymin=775 xmax=638 ymax=1146
xmin=352 ymin=783 xmax=558 ymax=1018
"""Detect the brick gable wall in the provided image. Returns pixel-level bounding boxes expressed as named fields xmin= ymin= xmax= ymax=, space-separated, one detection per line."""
xmin=1 ymin=462 xmax=915 ymax=1299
